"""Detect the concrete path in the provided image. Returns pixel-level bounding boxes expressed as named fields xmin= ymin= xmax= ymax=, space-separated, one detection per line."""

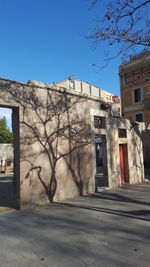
xmin=0 ymin=182 xmax=150 ymax=267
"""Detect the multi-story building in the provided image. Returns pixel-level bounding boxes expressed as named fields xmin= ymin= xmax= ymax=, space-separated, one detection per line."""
xmin=119 ymin=51 xmax=150 ymax=122
xmin=51 ymin=77 xmax=120 ymax=104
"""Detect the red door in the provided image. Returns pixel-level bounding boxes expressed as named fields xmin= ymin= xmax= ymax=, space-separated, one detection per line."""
xmin=119 ymin=145 xmax=125 ymax=183
xmin=119 ymin=144 xmax=129 ymax=184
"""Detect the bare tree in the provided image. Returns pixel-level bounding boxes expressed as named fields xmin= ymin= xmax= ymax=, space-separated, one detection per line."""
xmin=88 ymin=0 xmax=150 ymax=62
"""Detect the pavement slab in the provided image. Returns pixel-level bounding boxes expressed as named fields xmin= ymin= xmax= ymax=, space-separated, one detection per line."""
xmin=0 ymin=182 xmax=150 ymax=266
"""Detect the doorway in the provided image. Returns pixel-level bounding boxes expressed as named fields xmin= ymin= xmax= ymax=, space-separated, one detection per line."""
xmin=119 ymin=144 xmax=129 ymax=184
xmin=0 ymin=106 xmax=20 ymax=212
xmin=142 ymin=131 xmax=150 ymax=179
xmin=95 ymin=135 xmax=108 ymax=189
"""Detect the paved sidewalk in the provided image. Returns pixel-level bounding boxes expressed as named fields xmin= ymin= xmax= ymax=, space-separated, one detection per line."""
xmin=0 ymin=182 xmax=150 ymax=267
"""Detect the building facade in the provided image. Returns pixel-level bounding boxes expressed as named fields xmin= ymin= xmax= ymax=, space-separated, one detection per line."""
xmin=119 ymin=51 xmax=150 ymax=122
xmin=0 ymin=77 xmax=146 ymax=209
xmin=51 ymin=77 xmax=120 ymax=104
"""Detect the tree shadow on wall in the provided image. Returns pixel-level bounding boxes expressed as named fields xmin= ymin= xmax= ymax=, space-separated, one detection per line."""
xmin=1 ymin=81 xmax=93 ymax=203
xmin=64 ymin=148 xmax=93 ymax=196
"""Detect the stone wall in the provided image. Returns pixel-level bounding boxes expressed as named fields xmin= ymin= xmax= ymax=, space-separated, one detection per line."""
xmin=0 ymin=77 xmax=145 ymax=208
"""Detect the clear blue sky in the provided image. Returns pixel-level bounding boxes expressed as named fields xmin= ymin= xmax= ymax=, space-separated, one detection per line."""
xmin=0 ymin=0 xmax=123 ymax=128
xmin=0 ymin=108 xmax=12 ymax=130
xmin=0 ymin=0 xmax=121 ymax=95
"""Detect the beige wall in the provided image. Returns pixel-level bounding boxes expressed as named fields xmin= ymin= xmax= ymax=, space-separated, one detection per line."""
xmin=0 ymin=78 xmax=145 ymax=208
xmin=53 ymin=79 xmax=120 ymax=103
xmin=90 ymin=109 xmax=145 ymax=187
xmin=53 ymin=79 xmax=101 ymax=98
xmin=101 ymin=89 xmax=112 ymax=102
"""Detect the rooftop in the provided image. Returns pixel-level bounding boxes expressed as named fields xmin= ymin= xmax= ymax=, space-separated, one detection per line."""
xmin=120 ymin=50 xmax=150 ymax=68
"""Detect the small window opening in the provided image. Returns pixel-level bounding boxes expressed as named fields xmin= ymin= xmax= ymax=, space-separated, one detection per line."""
xmin=94 ymin=116 xmax=106 ymax=129
xmin=135 ymin=113 xmax=143 ymax=122
xmin=69 ymin=79 xmax=75 ymax=89
xmin=134 ymin=88 xmax=141 ymax=102
xmin=118 ymin=129 xmax=127 ymax=138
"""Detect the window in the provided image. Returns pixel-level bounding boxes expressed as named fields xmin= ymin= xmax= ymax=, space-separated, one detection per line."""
xmin=69 ymin=79 xmax=75 ymax=89
xmin=106 ymin=94 xmax=111 ymax=101
xmin=134 ymin=88 xmax=141 ymax=102
xmin=118 ymin=129 xmax=127 ymax=138
xmin=94 ymin=116 xmax=106 ymax=129
xmin=135 ymin=113 xmax=143 ymax=122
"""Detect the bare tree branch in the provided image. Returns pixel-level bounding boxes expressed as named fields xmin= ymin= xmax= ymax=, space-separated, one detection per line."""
xmin=88 ymin=0 xmax=150 ymax=62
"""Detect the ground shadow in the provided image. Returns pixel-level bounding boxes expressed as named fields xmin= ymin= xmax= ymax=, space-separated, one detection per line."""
xmin=83 ymin=185 xmax=150 ymax=207
xmin=55 ymin=201 xmax=150 ymax=222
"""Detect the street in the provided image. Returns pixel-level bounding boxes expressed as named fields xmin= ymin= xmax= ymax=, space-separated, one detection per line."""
xmin=0 ymin=182 xmax=150 ymax=267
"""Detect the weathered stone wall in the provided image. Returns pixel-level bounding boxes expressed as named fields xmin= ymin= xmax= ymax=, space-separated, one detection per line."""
xmin=0 ymin=78 xmax=96 ymax=206
xmin=90 ymin=107 xmax=145 ymax=188
xmin=0 ymin=78 xmax=146 ymax=208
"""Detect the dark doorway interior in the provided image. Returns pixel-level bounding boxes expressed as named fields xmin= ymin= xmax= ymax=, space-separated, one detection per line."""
xmin=95 ymin=135 xmax=108 ymax=190
xmin=95 ymin=141 xmax=103 ymax=174
xmin=0 ymin=106 xmax=20 ymax=211
xmin=142 ymin=131 xmax=150 ymax=179
xmin=0 ymin=174 xmax=13 ymax=208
